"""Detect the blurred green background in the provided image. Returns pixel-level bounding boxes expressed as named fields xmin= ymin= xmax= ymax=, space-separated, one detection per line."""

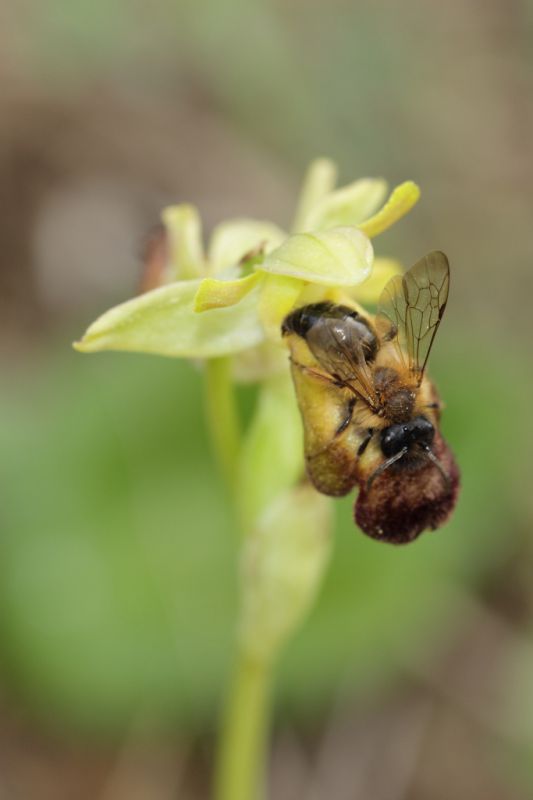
xmin=1 ymin=1 xmax=533 ymax=798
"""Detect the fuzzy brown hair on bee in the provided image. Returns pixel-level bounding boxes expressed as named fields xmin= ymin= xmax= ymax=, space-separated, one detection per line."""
xmin=281 ymin=251 xmax=460 ymax=544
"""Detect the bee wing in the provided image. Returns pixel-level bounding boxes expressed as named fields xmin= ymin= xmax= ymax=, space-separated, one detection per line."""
xmin=304 ymin=316 xmax=378 ymax=409
xmin=285 ymin=333 xmax=367 ymax=496
xmin=375 ymin=251 xmax=450 ymax=382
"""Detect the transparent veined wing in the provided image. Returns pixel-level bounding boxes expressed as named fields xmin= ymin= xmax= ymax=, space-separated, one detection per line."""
xmin=376 ymin=251 xmax=450 ymax=382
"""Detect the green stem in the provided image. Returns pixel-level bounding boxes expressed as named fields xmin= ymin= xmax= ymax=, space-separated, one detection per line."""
xmin=204 ymin=357 xmax=240 ymax=495
xmin=204 ymin=359 xmax=273 ymax=800
xmin=214 ymin=655 xmax=272 ymax=800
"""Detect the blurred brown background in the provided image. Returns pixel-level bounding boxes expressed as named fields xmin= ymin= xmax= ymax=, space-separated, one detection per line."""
xmin=1 ymin=1 xmax=533 ymax=798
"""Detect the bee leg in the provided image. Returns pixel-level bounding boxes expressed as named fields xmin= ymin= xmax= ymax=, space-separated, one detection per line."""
xmin=310 ymin=422 xmax=373 ymax=467
xmin=289 ymin=356 xmax=341 ymax=387
xmin=357 ymin=428 xmax=374 ymax=457
xmin=334 ymin=397 xmax=356 ymax=437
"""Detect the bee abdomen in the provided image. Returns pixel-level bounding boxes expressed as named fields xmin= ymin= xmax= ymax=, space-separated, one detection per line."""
xmin=282 ymin=303 xmax=379 ymax=367
xmin=282 ymin=302 xmax=336 ymax=337
xmin=282 ymin=303 xmax=375 ymax=340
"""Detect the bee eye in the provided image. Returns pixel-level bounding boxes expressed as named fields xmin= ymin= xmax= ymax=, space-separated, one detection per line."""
xmin=381 ymin=416 xmax=436 ymax=458
xmin=380 ymin=424 xmax=407 ymax=457
xmin=411 ymin=415 xmax=435 ymax=444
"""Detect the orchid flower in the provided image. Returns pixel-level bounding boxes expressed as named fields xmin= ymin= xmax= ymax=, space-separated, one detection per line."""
xmin=75 ymin=159 xmax=419 ymax=362
xmin=74 ymin=158 xmax=421 ymax=800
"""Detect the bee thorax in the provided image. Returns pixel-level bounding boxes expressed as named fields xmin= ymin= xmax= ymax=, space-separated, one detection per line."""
xmin=384 ymin=388 xmax=416 ymax=422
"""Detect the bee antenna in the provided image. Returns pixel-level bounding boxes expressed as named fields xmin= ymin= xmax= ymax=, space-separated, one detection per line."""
xmin=419 ymin=444 xmax=451 ymax=489
xmin=366 ymin=447 xmax=408 ymax=492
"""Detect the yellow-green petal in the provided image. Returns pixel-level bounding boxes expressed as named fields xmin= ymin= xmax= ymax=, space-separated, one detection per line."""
xmin=260 ymin=226 xmax=373 ymax=287
xmin=74 ymin=279 xmax=264 ymax=358
xmin=257 ymin=274 xmax=304 ymax=340
xmin=358 ymin=181 xmax=420 ymax=238
xmin=301 ymin=178 xmax=388 ymax=232
xmin=162 ymin=204 xmax=205 ymax=279
xmin=208 ymin=219 xmax=286 ymax=274
xmin=194 ymin=272 xmax=262 ymax=312
xmin=291 ymin=157 xmax=338 ymax=232
xmin=351 ymin=257 xmax=404 ymax=303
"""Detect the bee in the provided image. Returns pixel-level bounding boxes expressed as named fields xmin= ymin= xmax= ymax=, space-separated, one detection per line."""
xmin=281 ymin=251 xmax=459 ymax=544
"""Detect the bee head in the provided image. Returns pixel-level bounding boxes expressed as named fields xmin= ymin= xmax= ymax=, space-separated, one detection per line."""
xmin=380 ymin=415 xmax=434 ymax=458
xmin=356 ymin=429 xmax=460 ymax=544
xmin=368 ymin=415 xmax=450 ymax=502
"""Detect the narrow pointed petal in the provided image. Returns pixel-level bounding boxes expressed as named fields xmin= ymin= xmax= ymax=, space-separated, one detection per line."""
xmin=302 ymin=178 xmax=388 ymax=231
xmin=194 ymin=272 xmax=262 ymax=312
xmin=291 ymin=157 xmax=338 ymax=232
xmin=358 ymin=181 xmax=420 ymax=238
xmin=162 ymin=204 xmax=205 ymax=279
